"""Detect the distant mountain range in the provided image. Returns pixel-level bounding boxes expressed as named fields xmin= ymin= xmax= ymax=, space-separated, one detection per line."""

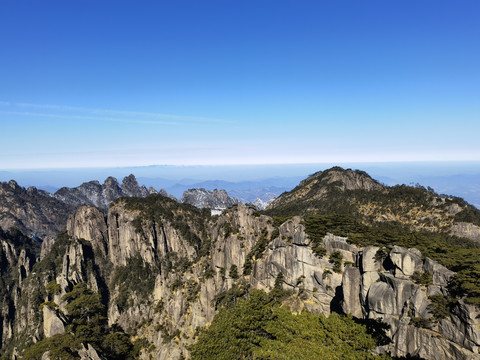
xmin=2 ymin=163 xmax=479 ymax=208
xmin=137 ymin=176 xmax=303 ymax=204
xmin=0 ymin=174 xmax=273 ymax=241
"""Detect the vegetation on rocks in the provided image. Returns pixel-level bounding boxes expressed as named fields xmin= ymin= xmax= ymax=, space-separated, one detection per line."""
xmin=23 ymin=282 xmax=143 ymax=360
xmin=242 ymin=228 xmax=272 ymax=275
xmin=110 ymin=255 xmax=157 ymax=311
xmin=190 ymin=289 xmax=392 ymax=360
xmin=411 ymin=271 xmax=433 ymax=286
xmin=122 ymin=194 xmax=211 ymax=258
xmin=2 ymin=167 xmax=480 ymax=360
xmin=300 ymin=213 xmax=480 ymax=304
xmin=329 ymin=251 xmax=343 ymax=273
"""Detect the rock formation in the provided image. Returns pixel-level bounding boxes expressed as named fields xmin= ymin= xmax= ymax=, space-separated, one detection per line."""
xmin=181 ymin=188 xmax=238 ymax=214
xmin=0 ymin=180 xmax=74 ymax=240
xmin=54 ymin=174 xmax=156 ymax=212
xmin=1 ymin=168 xmax=480 ymax=360
xmin=0 ymin=175 xmax=156 ymax=243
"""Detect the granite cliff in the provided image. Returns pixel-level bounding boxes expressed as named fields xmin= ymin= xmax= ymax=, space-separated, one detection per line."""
xmin=180 ymin=188 xmax=238 ymax=214
xmin=53 ymin=174 xmax=157 ymax=212
xmin=0 ymin=168 xmax=479 ymax=359
xmin=0 ymin=175 xmax=156 ymax=242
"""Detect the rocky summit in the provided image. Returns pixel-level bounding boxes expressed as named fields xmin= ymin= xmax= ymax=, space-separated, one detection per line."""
xmin=0 ymin=174 xmax=156 ymax=243
xmin=181 ymin=188 xmax=238 ymax=214
xmin=53 ymin=174 xmax=157 ymax=212
xmin=0 ymin=167 xmax=480 ymax=360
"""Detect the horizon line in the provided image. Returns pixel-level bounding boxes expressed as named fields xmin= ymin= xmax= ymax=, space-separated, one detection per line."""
xmin=3 ymin=159 xmax=480 ymax=172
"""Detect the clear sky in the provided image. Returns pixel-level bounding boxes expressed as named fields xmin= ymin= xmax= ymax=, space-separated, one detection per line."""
xmin=1 ymin=0 xmax=479 ymax=169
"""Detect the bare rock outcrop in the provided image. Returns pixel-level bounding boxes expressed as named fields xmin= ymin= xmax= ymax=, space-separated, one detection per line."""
xmin=54 ymin=174 xmax=155 ymax=212
xmin=42 ymin=306 xmax=66 ymax=337
xmin=389 ymin=246 xmax=423 ymax=277
xmin=67 ymin=206 xmax=108 ymax=257
xmin=0 ymin=180 xmax=74 ymax=240
xmin=181 ymin=188 xmax=238 ymax=212
xmin=3 ymin=192 xmax=480 ymax=360
xmin=342 ymin=266 xmax=363 ymax=317
xmin=450 ymin=222 xmax=480 ymax=243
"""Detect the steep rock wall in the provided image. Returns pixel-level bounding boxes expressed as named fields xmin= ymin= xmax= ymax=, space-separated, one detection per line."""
xmin=5 ymin=201 xmax=479 ymax=360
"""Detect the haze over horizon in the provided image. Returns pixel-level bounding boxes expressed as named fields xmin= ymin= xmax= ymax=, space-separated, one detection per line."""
xmin=1 ymin=1 xmax=479 ymax=170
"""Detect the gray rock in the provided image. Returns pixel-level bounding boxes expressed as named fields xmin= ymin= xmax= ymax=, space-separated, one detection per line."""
xmin=67 ymin=206 xmax=108 ymax=257
xmin=323 ymin=233 xmax=358 ymax=263
xmin=450 ymin=222 xmax=480 ymax=243
xmin=342 ymin=266 xmax=362 ymax=317
xmin=42 ymin=306 xmax=65 ymax=337
xmin=181 ymin=188 xmax=238 ymax=210
xmin=383 ymin=318 xmax=479 ymax=360
xmin=423 ymin=257 xmax=455 ymax=286
xmin=389 ymin=246 xmax=423 ymax=277
xmin=55 ymin=174 xmax=155 ymax=212
xmin=361 ymin=246 xmax=381 ymax=272
xmin=361 ymin=271 xmax=380 ymax=302
xmin=0 ymin=180 xmax=74 ymax=240
xmin=279 ymin=217 xmax=307 ymax=245
xmin=78 ymin=343 xmax=104 ymax=360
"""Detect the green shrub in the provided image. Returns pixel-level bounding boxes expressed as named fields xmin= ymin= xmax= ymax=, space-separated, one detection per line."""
xmin=410 ymin=317 xmax=432 ymax=329
xmin=322 ymin=269 xmax=332 ymax=279
xmin=274 ymin=272 xmax=285 ymax=289
xmin=213 ymin=281 xmax=250 ymax=310
xmin=45 ymin=280 xmax=61 ymax=295
xmin=428 ymin=294 xmax=451 ymax=321
xmin=411 ymin=271 xmax=433 ymax=286
xmin=24 ymin=282 xmax=140 ymax=360
xmin=374 ymin=247 xmax=389 ymax=264
xmin=190 ymin=289 xmax=391 ymax=360
xmin=329 ymin=251 xmax=343 ymax=273
xmin=312 ymin=246 xmax=327 ymax=258
xmin=229 ymin=265 xmax=239 ymax=279
xmin=110 ymin=255 xmax=157 ymax=311
xmin=243 ymin=229 xmax=271 ymax=275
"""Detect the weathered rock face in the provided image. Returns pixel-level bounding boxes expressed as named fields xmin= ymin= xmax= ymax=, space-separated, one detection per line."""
xmin=42 ymin=306 xmax=65 ymax=337
xmin=342 ymin=266 xmax=363 ymax=317
xmin=3 ymin=196 xmax=480 ymax=360
xmin=0 ymin=175 xmax=156 ymax=245
xmin=389 ymin=246 xmax=423 ymax=278
xmin=0 ymin=180 xmax=74 ymax=240
xmin=66 ymin=206 xmax=108 ymax=258
xmin=359 ymin=253 xmax=480 ymax=360
xmin=77 ymin=344 xmax=103 ymax=360
xmin=451 ymin=222 xmax=480 ymax=243
xmin=54 ymin=174 xmax=156 ymax=212
xmin=105 ymin=201 xmax=196 ymax=268
xmin=181 ymin=188 xmax=238 ymax=211
xmin=423 ymin=257 xmax=454 ymax=286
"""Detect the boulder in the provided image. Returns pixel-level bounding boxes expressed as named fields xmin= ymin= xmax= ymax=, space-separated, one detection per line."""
xmin=42 ymin=306 xmax=65 ymax=338
xmin=423 ymin=257 xmax=454 ymax=286
xmin=361 ymin=246 xmax=380 ymax=272
xmin=389 ymin=246 xmax=423 ymax=277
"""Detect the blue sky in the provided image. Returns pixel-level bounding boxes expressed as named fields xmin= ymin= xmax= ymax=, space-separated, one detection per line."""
xmin=1 ymin=0 xmax=479 ymax=169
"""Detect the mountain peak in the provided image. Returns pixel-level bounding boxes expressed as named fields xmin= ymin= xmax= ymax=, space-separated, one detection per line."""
xmin=268 ymin=167 xmax=383 ymax=212
xmin=103 ymin=176 xmax=120 ymax=187
xmin=304 ymin=167 xmax=383 ymax=192
xmin=181 ymin=188 xmax=238 ymax=211
xmin=122 ymin=174 xmax=138 ymax=187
